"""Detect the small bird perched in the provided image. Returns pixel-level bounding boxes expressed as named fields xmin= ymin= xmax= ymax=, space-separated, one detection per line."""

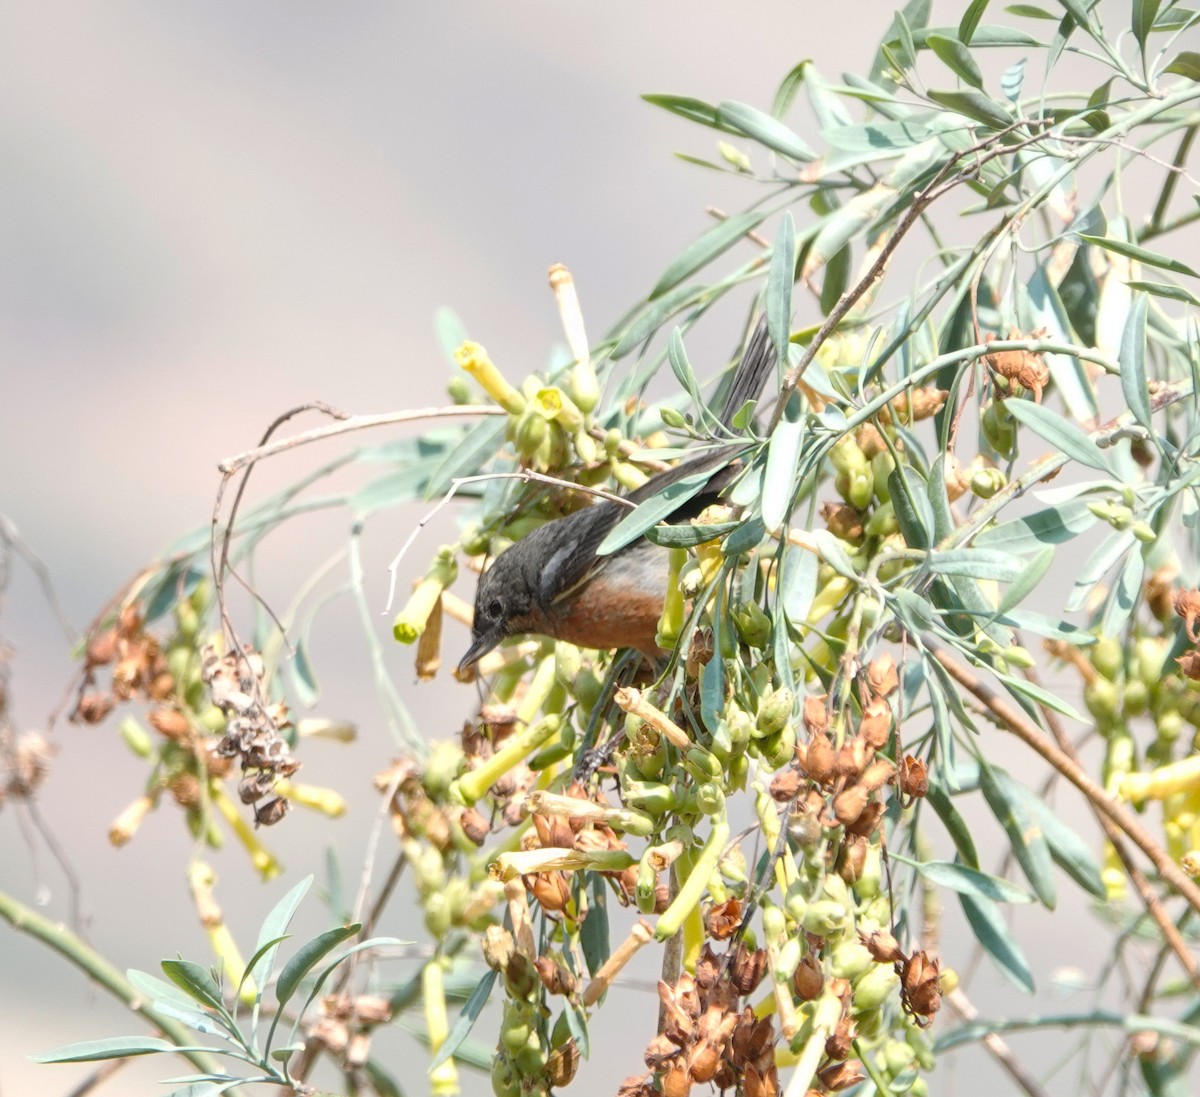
xmin=458 ymin=316 xmax=775 ymax=673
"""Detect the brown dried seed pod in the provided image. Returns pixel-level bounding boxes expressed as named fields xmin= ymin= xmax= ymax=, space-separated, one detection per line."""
xmin=769 ymin=768 xmax=802 ymax=803
xmin=459 ymin=806 xmax=491 ymax=846
xmin=729 ymin=941 xmax=768 ymax=996
xmin=73 ymin=692 xmax=115 ymax=725
xmin=547 ymin=1039 xmax=580 ymax=1087
xmin=802 ymin=694 xmax=829 ymax=735
xmin=898 ymin=754 xmax=929 ymax=799
xmin=824 ymin=1015 xmax=857 ymax=1061
xmin=845 ymin=800 xmax=886 ymax=837
xmin=704 ymin=898 xmax=742 ymax=941
xmin=859 ymin=929 xmax=905 ymax=964
xmin=1178 ymin=650 xmax=1200 ymax=681
xmin=858 ymin=699 xmax=892 ymax=749
xmin=836 ymin=834 xmax=868 ymax=884
xmin=86 ymin=629 xmax=118 ymax=667
xmin=833 ymin=784 xmax=871 ymax=827
xmin=792 ymin=955 xmax=823 ymax=1000
xmin=859 ymin=758 xmax=896 ymax=793
xmin=803 ymin=732 xmax=835 ymax=784
xmin=661 ymin=1062 xmax=692 ymax=1097
xmin=865 ymin=654 xmax=899 ymax=697
xmin=148 ymin=708 xmax=190 ymax=739
xmin=817 ymin=1060 xmax=865 ymax=1092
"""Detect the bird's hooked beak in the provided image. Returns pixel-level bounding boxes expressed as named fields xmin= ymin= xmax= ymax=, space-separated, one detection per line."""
xmin=457 ymin=630 xmax=501 ymax=676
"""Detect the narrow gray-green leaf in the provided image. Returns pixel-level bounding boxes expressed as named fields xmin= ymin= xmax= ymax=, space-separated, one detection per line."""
xmin=717 ymin=101 xmax=816 ymax=161
xmin=1003 ymin=398 xmax=1116 ymax=474
xmin=975 ymin=500 xmax=1095 ymax=553
xmin=763 ymin=418 xmax=804 ymax=534
xmin=959 ymin=0 xmax=991 ymax=42
xmin=997 ymin=545 xmax=1054 ymax=612
xmin=1125 ymin=280 xmax=1200 ymax=306
xmin=249 ymin=876 xmax=312 ymax=996
xmin=960 ymin=892 xmax=1036 ymax=992
xmin=1067 ymin=529 xmax=1135 ymax=612
xmin=597 ymin=467 xmax=720 ymax=556
xmin=927 ymin=785 xmax=980 ymax=867
xmin=276 ymin=924 xmax=360 ymax=1007
xmin=32 ymin=1036 xmax=181 ymax=1064
xmin=767 ymin=213 xmax=796 ymax=366
xmin=928 ymin=34 xmax=985 ymax=88
xmin=640 ymin=94 xmax=737 ymax=133
xmin=980 ymin=768 xmax=1057 ymax=908
xmin=1001 ymin=57 xmax=1027 ymax=101
xmin=889 ymin=465 xmax=934 ymax=550
xmin=650 ymin=210 xmax=768 ymax=300
xmin=1027 ymin=795 xmax=1106 ymax=898
xmin=780 ymin=541 xmax=819 ymax=624
xmin=1119 ymin=293 xmax=1151 ymax=429
xmin=906 ymin=857 xmax=1034 ymax=903
xmin=429 ymin=969 xmax=498 ymax=1074
xmin=1005 ymin=3 xmax=1059 ymax=17
xmin=289 ymin=637 xmax=319 ymax=707
xmin=911 ymin=24 xmax=1040 ymax=45
xmin=161 ymin=961 xmax=225 ymax=1013
xmin=927 ymin=547 xmax=1025 ymax=582
xmin=1078 ymin=234 xmax=1199 ymax=278
xmin=927 ymin=88 xmax=1012 ymax=128
xmin=667 ymin=328 xmax=705 ymax=416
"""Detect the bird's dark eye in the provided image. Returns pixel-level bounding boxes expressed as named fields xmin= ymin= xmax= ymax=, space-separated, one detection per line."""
xmin=487 ymin=597 xmax=504 ymax=619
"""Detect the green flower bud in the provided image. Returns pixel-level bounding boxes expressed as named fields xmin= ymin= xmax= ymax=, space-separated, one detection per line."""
xmin=802 ymin=899 xmax=848 ymax=936
xmin=660 ymin=405 xmax=689 ymax=429
xmin=884 ymin=1038 xmax=917 ymax=1077
xmin=969 ymin=466 xmax=1007 ymax=499
xmin=573 ymin=429 xmax=600 ymax=464
xmin=733 ymin=601 xmax=772 ymax=649
xmin=847 ymin=466 xmax=875 ymax=509
xmin=1091 ymin=636 xmax=1122 ymax=680
xmin=775 ymin=935 xmax=803 ymax=981
xmin=762 ymin=724 xmax=797 ymax=770
xmin=511 ymin=408 xmax=549 ymax=459
xmin=829 ymin=436 xmax=868 ymax=474
xmin=1084 ymin=677 xmax=1120 ymax=720
xmin=1136 ymin=638 xmax=1168 ymax=685
xmin=761 ymin=903 xmax=787 ymax=946
xmin=447 ymin=375 xmax=474 ymax=405
xmin=851 ymin=964 xmax=900 ymax=1012
xmin=756 ymin=687 xmax=795 ymax=738
xmin=1123 ymin=678 xmax=1149 ymax=718
xmin=829 ymin=940 xmax=873 ymax=981
xmin=694 ymin=782 xmax=725 ymax=815
xmin=563 ymin=362 xmax=601 ymax=415
xmin=118 ymin=718 xmax=153 ymax=759
xmin=784 ymin=880 xmax=810 ymax=924
xmin=864 ymin=499 xmax=898 ymax=539
xmin=871 ymin=451 xmax=896 ymax=500
xmin=981 ymin=400 xmax=1016 ymax=458
xmin=621 ymin=780 xmax=677 ymax=814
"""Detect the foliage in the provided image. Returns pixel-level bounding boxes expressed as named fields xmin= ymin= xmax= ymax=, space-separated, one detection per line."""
xmin=5 ymin=3 xmax=1200 ymax=1096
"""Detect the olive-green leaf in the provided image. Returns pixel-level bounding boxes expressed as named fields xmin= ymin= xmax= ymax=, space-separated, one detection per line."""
xmin=928 ymin=34 xmax=985 ymax=89
xmin=1164 ymin=50 xmax=1200 ymax=80
xmin=959 ymin=0 xmax=991 ymax=42
xmin=1078 ymin=233 xmax=1199 ymax=277
xmin=161 ymin=960 xmax=225 ymax=1013
xmin=1003 ymin=398 xmax=1117 ymax=474
xmin=717 ymin=101 xmax=816 ymax=161
xmin=980 ymin=767 xmax=1057 ymax=908
xmin=1005 ymin=3 xmax=1058 ymax=18
xmin=650 ymin=210 xmax=768 ymax=300
xmin=960 ymin=892 xmax=1036 ymax=992
xmin=906 ymin=857 xmax=1034 ymax=903
xmin=928 ymin=88 xmax=1012 ymax=128
xmin=1119 ymin=293 xmax=1152 ymax=429
xmin=641 ymin=94 xmax=738 ymax=133
xmin=32 ymin=1036 xmax=181 ymax=1064
xmin=1132 ymin=0 xmax=1162 ymax=55
xmin=1125 ymin=279 xmax=1200 ymax=306
xmin=767 ymin=213 xmax=796 ymax=366
xmin=276 ymin=924 xmax=360 ymax=1007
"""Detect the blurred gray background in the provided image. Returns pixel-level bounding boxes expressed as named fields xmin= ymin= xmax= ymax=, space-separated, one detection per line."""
xmin=1 ymin=3 xmax=1149 ymax=1095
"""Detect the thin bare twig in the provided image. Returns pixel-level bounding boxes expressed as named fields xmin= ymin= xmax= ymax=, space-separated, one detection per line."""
xmin=218 ymin=405 xmax=505 ymax=474
xmin=946 ymin=988 xmax=1051 ymax=1097
xmin=382 ymin=469 xmax=636 ymax=614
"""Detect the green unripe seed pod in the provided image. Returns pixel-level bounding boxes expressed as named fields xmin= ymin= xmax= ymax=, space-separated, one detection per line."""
xmin=802 ymin=900 xmax=848 ymax=936
xmin=1091 ymin=636 xmax=1122 ymax=680
xmin=829 ymin=940 xmax=873 ymax=981
xmin=761 ymin=903 xmax=787 ymax=946
xmin=447 ymin=375 xmax=474 ymax=405
xmin=1123 ymin=678 xmax=1149 ymax=718
xmin=756 ymin=687 xmax=794 ymax=738
xmin=775 ymin=935 xmax=803 ymax=981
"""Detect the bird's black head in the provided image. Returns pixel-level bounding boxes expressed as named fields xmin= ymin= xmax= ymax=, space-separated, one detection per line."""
xmin=457 ymin=545 xmax=538 ymax=673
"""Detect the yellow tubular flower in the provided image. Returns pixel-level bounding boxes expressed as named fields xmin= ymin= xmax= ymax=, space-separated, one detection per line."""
xmin=423 ymin=957 xmax=459 ymax=1096
xmin=654 ymin=819 xmax=730 ymax=942
xmin=455 ymin=340 xmax=525 ymax=415
xmin=655 ymin=548 xmax=687 ymax=650
xmin=394 ymin=549 xmax=458 ymax=645
xmin=210 ymin=783 xmax=281 ymax=880
xmin=1119 ymin=754 xmax=1200 ymax=803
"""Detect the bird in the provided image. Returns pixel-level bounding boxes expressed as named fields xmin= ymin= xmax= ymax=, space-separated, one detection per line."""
xmin=458 ymin=315 xmax=775 ymax=674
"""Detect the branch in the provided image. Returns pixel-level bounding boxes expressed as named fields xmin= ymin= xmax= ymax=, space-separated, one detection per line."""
xmin=0 ymin=888 xmax=220 ymax=1074
xmin=921 ymin=634 xmax=1200 ymax=917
